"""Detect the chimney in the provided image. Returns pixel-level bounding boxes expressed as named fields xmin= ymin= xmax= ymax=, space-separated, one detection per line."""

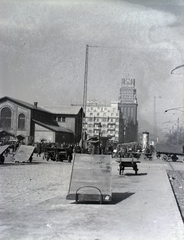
xmin=34 ymin=102 xmax=38 ymax=108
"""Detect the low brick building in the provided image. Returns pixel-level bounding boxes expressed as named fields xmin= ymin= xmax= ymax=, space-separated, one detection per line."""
xmin=0 ymin=96 xmax=82 ymax=144
xmin=43 ymin=106 xmax=84 ymax=144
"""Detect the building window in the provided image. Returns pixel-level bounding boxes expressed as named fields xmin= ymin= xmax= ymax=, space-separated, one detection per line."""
xmin=0 ymin=107 xmax=11 ymax=129
xmin=58 ymin=117 xmax=61 ymax=122
xmin=18 ymin=113 xmax=25 ymax=130
xmin=62 ymin=117 xmax=66 ymax=122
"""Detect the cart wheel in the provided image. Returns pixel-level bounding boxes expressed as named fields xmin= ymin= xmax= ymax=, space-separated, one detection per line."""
xmin=171 ymin=154 xmax=178 ymax=162
xmin=162 ymin=155 xmax=168 ymax=161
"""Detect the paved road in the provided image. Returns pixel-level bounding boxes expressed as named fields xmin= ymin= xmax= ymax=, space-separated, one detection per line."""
xmin=1 ymin=153 xmax=184 ymax=240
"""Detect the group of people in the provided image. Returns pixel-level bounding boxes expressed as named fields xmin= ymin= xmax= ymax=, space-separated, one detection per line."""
xmin=112 ymin=143 xmax=142 ymax=158
xmin=34 ymin=141 xmax=82 ymax=158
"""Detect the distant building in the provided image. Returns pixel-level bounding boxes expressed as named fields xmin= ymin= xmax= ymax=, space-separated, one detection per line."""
xmin=0 ymin=96 xmax=84 ymax=144
xmin=118 ymin=78 xmax=138 ymax=142
xmin=43 ymin=106 xmax=83 ymax=143
xmin=83 ymin=101 xmax=124 ymax=143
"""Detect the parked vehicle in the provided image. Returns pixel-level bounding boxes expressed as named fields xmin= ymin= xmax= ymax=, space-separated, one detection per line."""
xmin=156 ymin=143 xmax=184 ymax=162
xmin=45 ymin=147 xmax=73 ymax=162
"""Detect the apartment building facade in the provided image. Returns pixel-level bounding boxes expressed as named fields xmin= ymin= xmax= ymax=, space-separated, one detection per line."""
xmin=83 ymin=101 xmax=124 ymax=143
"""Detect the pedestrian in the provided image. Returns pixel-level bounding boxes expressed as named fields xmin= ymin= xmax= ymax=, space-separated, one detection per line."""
xmin=37 ymin=142 xmax=41 ymax=157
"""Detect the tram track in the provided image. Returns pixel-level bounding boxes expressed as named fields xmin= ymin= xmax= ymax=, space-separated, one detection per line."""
xmin=166 ymin=160 xmax=184 ymax=222
xmin=167 ymin=161 xmax=184 ymax=189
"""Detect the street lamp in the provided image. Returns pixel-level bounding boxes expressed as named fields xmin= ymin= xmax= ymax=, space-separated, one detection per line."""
xmin=165 ymin=107 xmax=184 ymax=113
xmin=171 ymin=64 xmax=184 ymax=74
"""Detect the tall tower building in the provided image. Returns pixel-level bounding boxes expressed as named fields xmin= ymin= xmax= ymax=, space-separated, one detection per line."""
xmin=119 ymin=78 xmax=138 ymax=142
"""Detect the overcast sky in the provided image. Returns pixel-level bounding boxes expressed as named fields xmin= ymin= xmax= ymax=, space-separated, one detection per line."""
xmin=1 ymin=0 xmax=184 ymax=134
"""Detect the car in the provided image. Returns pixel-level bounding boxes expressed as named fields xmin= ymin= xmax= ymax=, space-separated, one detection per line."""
xmin=56 ymin=148 xmax=73 ymax=162
xmin=45 ymin=147 xmax=73 ymax=162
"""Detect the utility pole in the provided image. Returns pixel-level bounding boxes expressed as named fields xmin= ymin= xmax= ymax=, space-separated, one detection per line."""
xmin=83 ymin=44 xmax=89 ymax=115
xmin=177 ymin=118 xmax=180 ymax=144
xmin=153 ymin=96 xmax=156 ymax=141
xmin=81 ymin=45 xmax=89 ymax=151
xmin=177 ymin=118 xmax=179 ymax=131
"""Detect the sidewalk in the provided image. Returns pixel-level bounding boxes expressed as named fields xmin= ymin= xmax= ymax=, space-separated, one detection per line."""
xmin=111 ymin=156 xmax=184 ymax=240
xmin=0 ymin=154 xmax=184 ymax=240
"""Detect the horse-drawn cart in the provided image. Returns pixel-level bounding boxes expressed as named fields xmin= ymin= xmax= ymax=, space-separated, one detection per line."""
xmin=13 ymin=145 xmax=35 ymax=163
xmin=156 ymin=143 xmax=184 ymax=162
xmin=116 ymin=158 xmax=141 ymax=175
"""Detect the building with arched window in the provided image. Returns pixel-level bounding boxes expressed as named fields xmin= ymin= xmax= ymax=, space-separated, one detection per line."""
xmin=0 ymin=107 xmax=12 ymax=129
xmin=18 ymin=113 xmax=25 ymax=130
xmin=0 ymin=96 xmax=83 ymax=144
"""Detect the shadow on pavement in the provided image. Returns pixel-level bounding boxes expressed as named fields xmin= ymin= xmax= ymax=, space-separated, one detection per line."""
xmin=70 ymin=192 xmax=135 ymax=205
xmin=0 ymin=161 xmax=52 ymax=166
xmin=124 ymin=173 xmax=147 ymax=176
xmin=111 ymin=192 xmax=135 ymax=204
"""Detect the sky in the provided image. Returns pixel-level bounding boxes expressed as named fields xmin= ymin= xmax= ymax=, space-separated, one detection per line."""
xmin=1 ymin=0 xmax=184 ymax=135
